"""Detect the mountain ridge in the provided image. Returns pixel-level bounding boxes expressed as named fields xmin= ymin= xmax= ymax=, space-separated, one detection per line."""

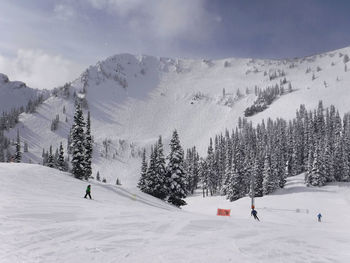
xmin=4 ymin=45 xmax=350 ymax=186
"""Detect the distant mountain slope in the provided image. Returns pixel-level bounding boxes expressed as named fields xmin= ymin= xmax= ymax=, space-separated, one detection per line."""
xmin=0 ymin=73 xmax=45 ymax=113
xmin=5 ymin=47 xmax=350 ymax=186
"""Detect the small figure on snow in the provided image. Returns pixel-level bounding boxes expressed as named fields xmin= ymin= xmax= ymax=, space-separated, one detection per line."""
xmin=317 ymin=213 xmax=322 ymax=222
xmin=251 ymin=208 xmax=260 ymax=221
xmin=84 ymin=185 xmax=92 ymax=199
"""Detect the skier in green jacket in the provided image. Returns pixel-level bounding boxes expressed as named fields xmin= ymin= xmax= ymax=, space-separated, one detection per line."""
xmin=84 ymin=185 xmax=92 ymax=199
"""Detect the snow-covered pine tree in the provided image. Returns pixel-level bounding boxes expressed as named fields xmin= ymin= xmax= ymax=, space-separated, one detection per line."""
xmin=142 ymin=145 xmax=166 ymax=199
xmin=199 ymin=158 xmax=209 ymax=197
xmin=262 ymin=154 xmax=274 ymax=195
xmin=341 ymin=133 xmax=350 ymax=182
xmin=137 ymin=148 xmax=148 ymax=191
xmin=24 ymin=141 xmax=28 ymax=152
xmin=270 ymin=149 xmax=281 ymax=190
xmin=307 ymin=145 xmax=326 ymax=186
xmin=226 ymin=164 xmax=243 ymax=201
xmin=14 ymin=129 xmax=21 ymax=163
xmin=184 ymin=146 xmax=200 ymax=195
xmin=283 ymin=160 xmax=290 ymax=186
xmin=253 ymin=157 xmax=264 ymax=197
xmin=322 ymin=136 xmax=335 ymax=182
xmin=57 ymin=142 xmax=65 ymax=171
xmin=47 ymin=145 xmax=55 ymax=168
xmin=0 ymin=142 xmax=4 ymax=162
xmin=191 ymin=147 xmax=200 ymax=194
xmin=71 ymin=103 xmax=86 ymax=179
xmin=221 ymin=145 xmax=233 ymax=195
xmin=184 ymin=148 xmax=193 ymax=194
xmin=333 ymin=139 xmax=343 ymax=181
xmin=206 ymin=138 xmax=218 ymax=195
xmin=84 ymin=111 xmax=93 ymax=180
xmin=54 ymin=148 xmax=59 ymax=166
xmin=154 ymin=136 xmax=168 ymax=199
xmin=143 ymin=146 xmax=156 ymax=195
xmin=166 ymin=130 xmax=187 ymax=207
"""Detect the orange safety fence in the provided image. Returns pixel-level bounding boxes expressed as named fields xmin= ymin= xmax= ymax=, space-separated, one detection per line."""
xmin=217 ymin=208 xmax=231 ymax=216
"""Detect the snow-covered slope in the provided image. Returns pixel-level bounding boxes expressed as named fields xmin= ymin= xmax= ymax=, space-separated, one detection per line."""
xmin=6 ymin=47 xmax=350 ymax=185
xmin=1 ymin=163 xmax=350 ymax=262
xmin=0 ymin=73 xmax=44 ymax=113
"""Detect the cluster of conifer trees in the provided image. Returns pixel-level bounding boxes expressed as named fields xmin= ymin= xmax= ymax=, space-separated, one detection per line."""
xmin=138 ymin=130 xmax=188 ymax=207
xmin=200 ymin=101 xmax=350 ymax=201
xmin=140 ymin=101 xmax=350 ymax=204
xmin=42 ymin=143 xmax=68 ymax=171
xmin=244 ymin=82 xmax=293 ymax=117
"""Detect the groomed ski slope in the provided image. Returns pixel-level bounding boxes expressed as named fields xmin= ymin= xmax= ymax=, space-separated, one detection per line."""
xmin=1 ymin=163 xmax=350 ymax=263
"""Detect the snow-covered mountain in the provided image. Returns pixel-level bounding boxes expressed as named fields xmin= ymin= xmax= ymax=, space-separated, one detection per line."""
xmin=0 ymin=73 xmax=45 ymax=113
xmin=5 ymin=47 xmax=350 ymax=186
xmin=2 ymin=163 xmax=350 ymax=262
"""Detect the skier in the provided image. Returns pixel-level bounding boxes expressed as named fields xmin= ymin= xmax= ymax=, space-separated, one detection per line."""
xmin=84 ymin=185 xmax=92 ymax=199
xmin=317 ymin=213 xmax=322 ymax=222
xmin=251 ymin=208 xmax=260 ymax=221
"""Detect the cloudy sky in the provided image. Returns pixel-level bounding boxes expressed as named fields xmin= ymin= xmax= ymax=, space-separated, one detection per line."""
xmin=1 ymin=0 xmax=350 ymax=89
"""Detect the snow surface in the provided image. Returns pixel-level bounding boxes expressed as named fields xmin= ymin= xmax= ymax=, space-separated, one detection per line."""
xmin=5 ymin=47 xmax=350 ymax=186
xmin=1 ymin=163 xmax=350 ymax=263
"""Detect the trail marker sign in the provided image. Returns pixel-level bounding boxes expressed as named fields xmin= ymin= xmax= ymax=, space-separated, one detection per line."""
xmin=217 ymin=209 xmax=231 ymax=216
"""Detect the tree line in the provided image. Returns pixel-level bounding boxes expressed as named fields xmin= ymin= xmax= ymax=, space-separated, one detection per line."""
xmin=140 ymin=101 xmax=350 ymax=205
xmin=200 ymin=101 xmax=350 ymax=202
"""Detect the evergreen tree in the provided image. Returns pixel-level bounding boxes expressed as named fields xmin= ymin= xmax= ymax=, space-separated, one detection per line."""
xmin=282 ymin=160 xmax=290 ymax=187
xmin=166 ymin=130 xmax=187 ymax=207
xmin=84 ymin=111 xmax=93 ymax=180
xmin=191 ymin=148 xmax=200 ymax=194
xmin=154 ymin=136 xmax=168 ymax=199
xmin=253 ymin=157 xmax=264 ymax=197
xmin=47 ymin=145 xmax=55 ymax=168
xmin=71 ymin=103 xmax=86 ymax=179
xmin=138 ymin=148 xmax=148 ymax=191
xmin=226 ymin=164 xmax=243 ymax=201
xmin=143 ymin=145 xmax=167 ymax=200
xmin=14 ymin=129 xmax=21 ymax=163
xmin=199 ymin=158 xmax=209 ymax=197
xmin=222 ymin=146 xmax=233 ymax=195
xmin=57 ymin=142 xmax=65 ymax=171
xmin=206 ymin=138 xmax=217 ymax=195
xmin=333 ymin=140 xmax=343 ymax=181
xmin=24 ymin=141 xmax=28 ymax=152
xmin=262 ymin=154 xmax=274 ymax=195
xmin=307 ymin=146 xmax=326 ymax=186
xmin=0 ymin=144 xmax=4 ymax=162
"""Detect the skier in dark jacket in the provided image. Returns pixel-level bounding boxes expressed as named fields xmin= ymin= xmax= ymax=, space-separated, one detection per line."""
xmin=317 ymin=213 xmax=322 ymax=222
xmin=251 ymin=209 xmax=260 ymax=221
xmin=84 ymin=185 xmax=92 ymax=199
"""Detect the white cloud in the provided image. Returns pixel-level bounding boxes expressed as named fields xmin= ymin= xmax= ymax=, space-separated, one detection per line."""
xmin=0 ymin=49 xmax=83 ymax=90
xmin=87 ymin=0 xmax=143 ymax=15
xmin=54 ymin=3 xmax=75 ymax=20
xmin=84 ymin=0 xmax=217 ymax=40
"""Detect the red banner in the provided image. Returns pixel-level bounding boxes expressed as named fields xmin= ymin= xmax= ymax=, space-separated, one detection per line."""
xmin=217 ymin=209 xmax=231 ymax=216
